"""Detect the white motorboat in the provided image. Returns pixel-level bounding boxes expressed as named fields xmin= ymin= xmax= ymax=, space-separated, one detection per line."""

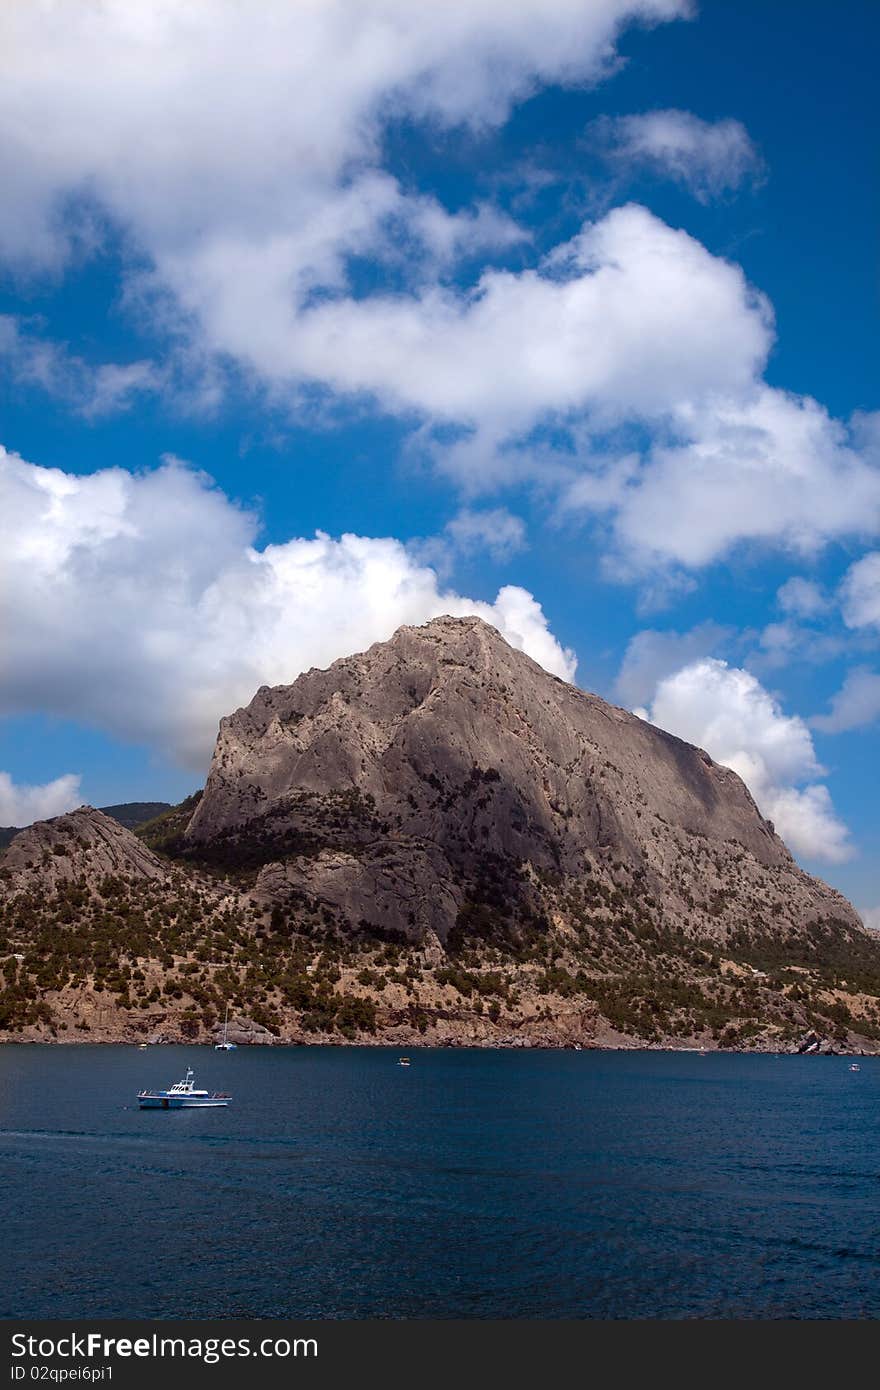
xmin=138 ymin=1067 xmax=231 ymax=1109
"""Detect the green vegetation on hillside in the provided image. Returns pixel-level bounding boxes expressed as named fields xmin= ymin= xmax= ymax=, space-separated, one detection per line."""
xmin=2 ymin=837 xmax=880 ymax=1047
xmin=99 ymin=802 xmax=173 ymax=831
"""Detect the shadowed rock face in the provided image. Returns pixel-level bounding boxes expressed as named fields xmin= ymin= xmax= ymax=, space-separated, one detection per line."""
xmin=2 ymin=806 xmax=168 ymax=890
xmin=186 ymin=616 xmax=859 ymax=945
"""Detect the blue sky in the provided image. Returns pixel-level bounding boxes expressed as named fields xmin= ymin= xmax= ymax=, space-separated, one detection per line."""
xmin=0 ymin=1 xmax=878 ymax=917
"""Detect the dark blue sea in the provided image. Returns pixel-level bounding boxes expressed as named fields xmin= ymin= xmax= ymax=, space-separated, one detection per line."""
xmin=1 ymin=1046 xmax=878 ymax=1319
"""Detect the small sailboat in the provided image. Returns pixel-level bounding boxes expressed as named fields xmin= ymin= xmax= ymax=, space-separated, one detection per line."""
xmin=214 ymin=1003 xmax=238 ymax=1052
xmin=138 ymin=1068 xmax=231 ymax=1109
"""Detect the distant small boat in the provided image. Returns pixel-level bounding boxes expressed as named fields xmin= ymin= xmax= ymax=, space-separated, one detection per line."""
xmin=850 ymin=1063 xmax=861 ymax=1072
xmin=138 ymin=1068 xmax=231 ymax=1109
xmin=137 ymin=1042 xmax=148 ymax=1050
xmin=214 ymin=1003 xmax=238 ymax=1052
xmin=398 ymin=1056 xmax=411 ymax=1067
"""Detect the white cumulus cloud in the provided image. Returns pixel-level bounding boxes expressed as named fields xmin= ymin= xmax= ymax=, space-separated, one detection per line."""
xmin=592 ymin=389 xmax=880 ymax=571
xmin=777 ymin=576 xmax=830 ymax=619
xmin=0 ymin=2 xmax=877 ymax=582
xmin=0 ymin=0 xmax=688 ymax=278
xmin=0 ymin=446 xmax=575 ymax=769
xmin=811 ymin=667 xmax=880 ymax=733
xmin=592 ymin=108 xmax=763 ymax=201
xmin=614 ymin=622 xmax=728 ymax=707
xmin=0 ymin=772 xmax=82 ymax=827
xmin=840 ymin=552 xmax=880 ymax=631
xmin=444 ymin=508 xmax=528 ymax=561
xmin=635 ymin=657 xmax=852 ymax=863
xmin=259 ymin=203 xmax=772 ymax=435
xmin=0 ymin=316 xmax=161 ymax=418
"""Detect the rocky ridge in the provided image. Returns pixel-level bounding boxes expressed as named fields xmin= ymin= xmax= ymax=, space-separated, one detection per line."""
xmin=1 ymin=617 xmax=878 ymax=1051
xmin=0 ymin=801 xmax=172 ymax=850
xmin=2 ymin=807 xmax=169 ymax=890
xmin=186 ymin=615 xmax=858 ymax=948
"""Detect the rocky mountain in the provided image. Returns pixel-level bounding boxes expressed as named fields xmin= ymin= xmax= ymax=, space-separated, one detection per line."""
xmin=0 ymin=801 xmax=172 ymax=850
xmin=2 ymin=807 xmax=169 ymax=890
xmin=187 ymin=615 xmax=858 ymax=947
xmin=2 ymin=617 xmax=879 ymax=1050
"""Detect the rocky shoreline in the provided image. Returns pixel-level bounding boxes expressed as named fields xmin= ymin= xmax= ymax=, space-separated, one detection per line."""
xmin=4 ymin=1012 xmax=875 ymax=1056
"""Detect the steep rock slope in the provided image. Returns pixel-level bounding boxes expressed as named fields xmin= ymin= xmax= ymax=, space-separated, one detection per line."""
xmin=0 ymin=800 xmax=172 ymax=849
xmin=3 ymin=619 xmax=876 ymax=1050
xmin=2 ymin=807 xmax=169 ymax=890
xmin=186 ymin=616 xmax=858 ymax=948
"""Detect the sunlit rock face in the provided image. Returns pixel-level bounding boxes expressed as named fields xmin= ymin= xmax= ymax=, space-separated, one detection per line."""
xmin=187 ymin=616 xmax=859 ymax=945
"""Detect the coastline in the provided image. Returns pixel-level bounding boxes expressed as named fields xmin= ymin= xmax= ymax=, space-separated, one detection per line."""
xmin=2 ymin=1033 xmax=874 ymax=1055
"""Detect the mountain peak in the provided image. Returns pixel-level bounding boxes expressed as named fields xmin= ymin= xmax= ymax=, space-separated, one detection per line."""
xmin=185 ymin=618 xmax=858 ymax=949
xmin=352 ymin=612 xmax=531 ymax=677
xmin=2 ymin=621 xmax=873 ymax=1051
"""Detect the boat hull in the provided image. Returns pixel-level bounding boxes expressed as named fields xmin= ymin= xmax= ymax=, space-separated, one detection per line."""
xmin=137 ymin=1066 xmax=231 ymax=1109
xmin=138 ymin=1095 xmax=230 ymax=1109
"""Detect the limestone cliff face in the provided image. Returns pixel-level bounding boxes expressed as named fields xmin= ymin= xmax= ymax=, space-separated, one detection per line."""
xmin=1 ymin=806 xmax=168 ymax=890
xmin=186 ymin=616 xmax=859 ymax=945
xmin=2 ymin=619 xmax=874 ymax=1051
